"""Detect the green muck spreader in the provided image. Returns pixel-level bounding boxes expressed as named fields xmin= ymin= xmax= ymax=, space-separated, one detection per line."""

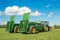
xmin=6 ymin=13 xmax=51 ymax=34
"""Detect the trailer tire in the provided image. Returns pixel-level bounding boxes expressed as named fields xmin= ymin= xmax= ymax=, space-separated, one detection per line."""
xmin=29 ymin=26 xmax=36 ymax=34
xmin=14 ymin=26 xmax=18 ymax=33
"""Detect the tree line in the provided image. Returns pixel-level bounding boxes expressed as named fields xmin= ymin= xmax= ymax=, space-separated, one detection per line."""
xmin=53 ymin=25 xmax=60 ymax=29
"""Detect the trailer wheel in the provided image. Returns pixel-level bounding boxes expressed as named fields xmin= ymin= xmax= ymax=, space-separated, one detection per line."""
xmin=29 ymin=26 xmax=36 ymax=34
xmin=9 ymin=29 xmax=14 ymax=33
xmin=14 ymin=26 xmax=18 ymax=33
xmin=44 ymin=26 xmax=48 ymax=32
xmin=32 ymin=27 xmax=36 ymax=33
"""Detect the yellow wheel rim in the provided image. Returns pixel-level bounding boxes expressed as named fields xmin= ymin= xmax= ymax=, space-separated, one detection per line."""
xmin=14 ymin=27 xmax=18 ymax=33
xmin=16 ymin=28 xmax=18 ymax=32
xmin=45 ymin=27 xmax=48 ymax=31
xmin=32 ymin=27 xmax=36 ymax=33
xmin=49 ymin=28 xmax=52 ymax=31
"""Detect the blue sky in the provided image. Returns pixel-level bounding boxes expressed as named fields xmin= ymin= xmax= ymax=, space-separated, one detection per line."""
xmin=0 ymin=0 xmax=60 ymax=26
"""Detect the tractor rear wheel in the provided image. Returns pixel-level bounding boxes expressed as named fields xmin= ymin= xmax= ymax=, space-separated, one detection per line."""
xmin=29 ymin=26 xmax=36 ymax=34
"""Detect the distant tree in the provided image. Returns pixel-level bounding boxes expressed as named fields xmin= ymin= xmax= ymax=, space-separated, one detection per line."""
xmin=54 ymin=24 xmax=60 ymax=29
xmin=0 ymin=25 xmax=6 ymax=28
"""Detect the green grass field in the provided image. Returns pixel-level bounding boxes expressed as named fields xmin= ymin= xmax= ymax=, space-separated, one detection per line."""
xmin=0 ymin=28 xmax=60 ymax=40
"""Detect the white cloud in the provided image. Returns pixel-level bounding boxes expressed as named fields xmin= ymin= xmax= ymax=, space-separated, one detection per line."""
xmin=5 ymin=6 xmax=19 ymax=15
xmin=5 ymin=6 xmax=31 ymax=15
xmin=48 ymin=12 xmax=53 ymax=17
xmin=45 ymin=4 xmax=51 ymax=8
xmin=30 ymin=11 xmax=42 ymax=16
xmin=0 ymin=11 xmax=2 ymax=15
xmin=5 ymin=6 xmax=43 ymax=16
xmin=18 ymin=7 xmax=31 ymax=15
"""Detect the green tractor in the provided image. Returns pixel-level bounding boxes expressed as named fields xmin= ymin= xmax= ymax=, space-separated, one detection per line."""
xmin=6 ymin=13 xmax=51 ymax=33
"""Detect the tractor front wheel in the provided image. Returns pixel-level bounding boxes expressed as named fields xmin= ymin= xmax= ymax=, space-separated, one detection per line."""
xmin=44 ymin=26 xmax=48 ymax=32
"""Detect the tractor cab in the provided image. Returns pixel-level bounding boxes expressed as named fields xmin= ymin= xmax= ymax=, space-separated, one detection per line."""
xmin=41 ymin=21 xmax=49 ymax=26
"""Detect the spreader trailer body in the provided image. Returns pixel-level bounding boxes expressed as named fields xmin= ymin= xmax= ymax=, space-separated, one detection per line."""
xmin=6 ymin=13 xmax=51 ymax=33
